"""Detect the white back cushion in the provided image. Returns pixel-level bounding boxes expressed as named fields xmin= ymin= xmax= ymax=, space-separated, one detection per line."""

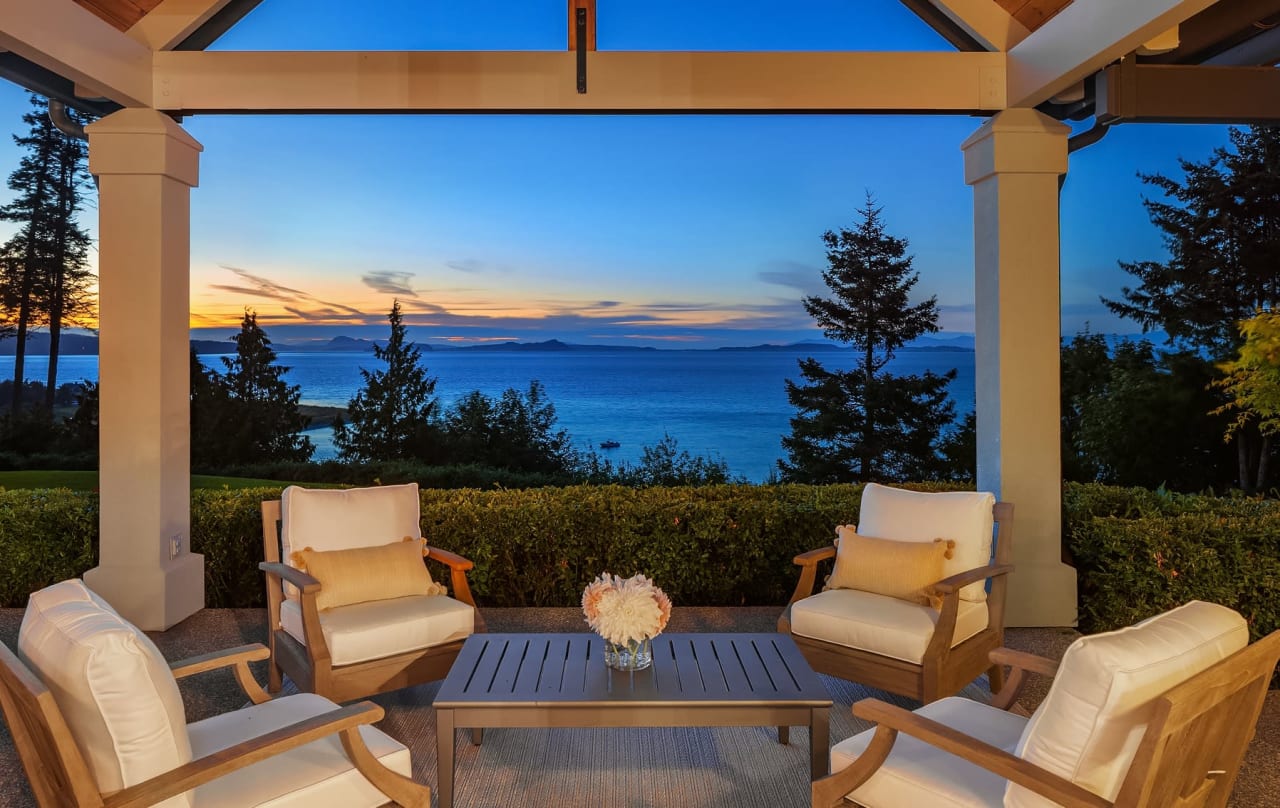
xmin=1005 ymin=600 xmax=1249 ymax=808
xmin=280 ymin=483 xmax=422 ymax=599
xmin=18 ymin=580 xmax=193 ymax=807
xmin=856 ymin=483 xmax=996 ymax=602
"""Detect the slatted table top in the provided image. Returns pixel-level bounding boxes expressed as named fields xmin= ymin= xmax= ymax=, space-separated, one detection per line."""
xmin=435 ymin=632 xmax=831 ymax=707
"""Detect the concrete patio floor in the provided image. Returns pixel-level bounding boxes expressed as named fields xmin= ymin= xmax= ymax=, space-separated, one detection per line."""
xmin=1 ymin=607 xmax=1276 ymax=807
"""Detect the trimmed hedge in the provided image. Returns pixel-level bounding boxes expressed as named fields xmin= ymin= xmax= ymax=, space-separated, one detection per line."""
xmin=1 ymin=481 xmax=1277 ymax=656
xmin=1062 ymin=483 xmax=1280 ymax=646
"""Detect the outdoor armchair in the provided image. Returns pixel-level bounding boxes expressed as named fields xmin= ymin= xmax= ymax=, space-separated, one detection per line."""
xmin=260 ymin=483 xmax=484 ymax=703
xmin=0 ymin=579 xmax=429 ymax=808
xmin=812 ymin=600 xmax=1280 ymax=808
xmin=779 ymin=483 xmax=1014 ymax=703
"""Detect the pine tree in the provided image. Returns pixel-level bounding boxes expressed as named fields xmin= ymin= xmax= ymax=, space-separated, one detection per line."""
xmin=216 ymin=310 xmax=314 ymax=465
xmin=190 ymin=347 xmax=231 ymax=469
xmin=1104 ymin=125 xmax=1280 ymax=490
xmin=780 ymin=195 xmax=957 ymax=483
xmin=333 ymin=300 xmax=442 ymax=462
xmin=0 ymin=93 xmax=95 ymax=417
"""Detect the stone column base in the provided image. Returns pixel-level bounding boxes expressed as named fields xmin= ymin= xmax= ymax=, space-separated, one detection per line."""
xmin=1004 ymin=560 xmax=1078 ymax=627
xmin=84 ymin=553 xmax=205 ymax=631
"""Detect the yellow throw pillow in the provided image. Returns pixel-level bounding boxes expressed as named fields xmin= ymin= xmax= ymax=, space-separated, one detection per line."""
xmin=291 ymin=536 xmax=446 ymax=611
xmin=827 ymin=527 xmax=955 ymax=607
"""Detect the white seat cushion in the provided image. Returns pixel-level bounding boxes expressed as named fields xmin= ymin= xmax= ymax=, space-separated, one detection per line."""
xmin=18 ymin=580 xmax=193 ymax=808
xmin=1006 ymin=600 xmax=1249 ymax=808
xmin=281 ymin=594 xmax=474 ymax=666
xmin=280 ymin=483 xmax=422 ymax=600
xmin=856 ymin=483 xmax=996 ymax=602
xmin=189 ymin=693 xmax=411 ymax=808
xmin=791 ymin=589 xmax=988 ymax=664
xmin=833 ymin=696 xmax=1022 ymax=807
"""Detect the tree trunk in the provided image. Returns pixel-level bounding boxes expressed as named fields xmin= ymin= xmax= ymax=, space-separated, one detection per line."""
xmin=1258 ymin=433 xmax=1271 ymax=492
xmin=44 ymin=154 xmax=73 ymax=415
xmin=1238 ymin=435 xmax=1251 ymax=493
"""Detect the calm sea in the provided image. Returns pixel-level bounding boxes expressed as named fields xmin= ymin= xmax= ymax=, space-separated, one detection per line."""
xmin=1 ymin=348 xmax=975 ymax=482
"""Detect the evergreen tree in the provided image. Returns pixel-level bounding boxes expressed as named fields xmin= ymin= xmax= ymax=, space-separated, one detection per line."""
xmin=333 ymin=300 xmax=442 ymax=462
xmin=0 ymin=93 xmax=95 ymax=417
xmin=442 ymin=381 xmax=578 ymax=473
xmin=215 ymin=310 xmax=313 ymax=465
xmin=1104 ymin=125 xmax=1280 ymax=489
xmin=780 ymin=196 xmax=956 ymax=483
xmin=190 ymin=347 xmax=231 ymax=469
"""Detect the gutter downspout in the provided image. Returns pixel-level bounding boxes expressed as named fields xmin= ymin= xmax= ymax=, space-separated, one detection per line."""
xmin=48 ymin=100 xmax=86 ymax=141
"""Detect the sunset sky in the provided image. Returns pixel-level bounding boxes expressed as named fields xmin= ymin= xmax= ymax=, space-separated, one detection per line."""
xmin=0 ymin=0 xmax=1236 ymax=348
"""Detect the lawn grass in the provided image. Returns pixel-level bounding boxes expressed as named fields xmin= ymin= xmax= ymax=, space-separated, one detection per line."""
xmin=0 ymin=470 xmax=299 ymax=491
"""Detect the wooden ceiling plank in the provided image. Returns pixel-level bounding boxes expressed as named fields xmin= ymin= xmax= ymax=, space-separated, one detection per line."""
xmin=0 ymin=0 xmax=154 ymax=106
xmin=918 ymin=0 xmax=1034 ymax=50
xmin=150 ymin=50 xmax=1008 ymax=114
xmin=1007 ymin=0 xmax=1218 ymax=107
xmin=127 ymin=0 xmax=234 ymax=50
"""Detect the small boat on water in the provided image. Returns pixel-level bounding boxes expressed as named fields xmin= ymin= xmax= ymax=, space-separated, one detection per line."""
xmin=599 ymin=440 xmax=621 ymax=449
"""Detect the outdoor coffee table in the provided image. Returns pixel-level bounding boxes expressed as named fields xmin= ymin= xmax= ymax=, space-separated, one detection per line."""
xmin=433 ymin=632 xmax=832 ymax=808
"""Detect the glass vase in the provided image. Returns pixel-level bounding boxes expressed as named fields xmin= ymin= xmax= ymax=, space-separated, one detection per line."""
xmin=603 ymin=637 xmax=653 ymax=671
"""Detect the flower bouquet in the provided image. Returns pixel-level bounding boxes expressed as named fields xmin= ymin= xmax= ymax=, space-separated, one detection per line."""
xmin=582 ymin=572 xmax=672 ymax=671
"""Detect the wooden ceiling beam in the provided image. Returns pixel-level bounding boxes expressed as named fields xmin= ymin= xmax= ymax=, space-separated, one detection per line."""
xmin=1097 ymin=60 xmax=1280 ymax=122
xmin=0 ymin=0 xmax=153 ymax=107
xmin=150 ymin=50 xmax=1008 ymax=114
xmin=912 ymin=0 xmax=1033 ymax=51
xmin=1006 ymin=0 xmax=1218 ymax=107
xmin=127 ymin=0 xmax=233 ymax=50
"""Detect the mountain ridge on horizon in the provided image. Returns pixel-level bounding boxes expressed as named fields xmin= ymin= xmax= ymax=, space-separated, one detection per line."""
xmin=0 ymin=331 xmax=1176 ymax=357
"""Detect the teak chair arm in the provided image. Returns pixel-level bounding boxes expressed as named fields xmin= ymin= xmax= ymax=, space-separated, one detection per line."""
xmin=812 ymin=698 xmax=1112 ymax=808
xmin=101 ymin=701 xmax=428 ymax=808
xmin=258 ymin=561 xmax=321 ymax=594
xmin=425 ymin=546 xmax=479 ymax=609
xmin=788 ymin=545 xmax=837 ymax=605
xmin=932 ymin=563 xmax=1014 ymax=595
xmin=170 ymin=644 xmax=272 ymax=705
xmin=425 ymin=546 xmax=473 ymax=571
xmin=988 ymin=647 xmax=1061 ymax=711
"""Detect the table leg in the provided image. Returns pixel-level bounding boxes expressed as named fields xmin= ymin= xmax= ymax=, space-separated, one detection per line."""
xmin=810 ymin=706 xmax=830 ymax=780
xmin=437 ymin=708 xmax=455 ymax=808
xmin=472 ymin=727 xmax=484 ymax=746
xmin=777 ymin=725 xmax=789 ymax=745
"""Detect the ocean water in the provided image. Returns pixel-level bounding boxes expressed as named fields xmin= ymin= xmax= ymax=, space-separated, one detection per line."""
xmin=2 ymin=348 xmax=975 ymax=482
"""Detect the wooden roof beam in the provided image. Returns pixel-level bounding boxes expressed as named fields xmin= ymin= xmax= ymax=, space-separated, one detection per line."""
xmin=0 ymin=0 xmax=153 ymax=106
xmin=909 ymin=0 xmax=1033 ymax=51
xmin=1006 ymin=0 xmax=1218 ymax=107
xmin=1097 ymin=60 xmax=1280 ymax=123
xmin=128 ymin=0 xmax=234 ymax=51
xmin=149 ymin=50 xmax=1008 ymax=114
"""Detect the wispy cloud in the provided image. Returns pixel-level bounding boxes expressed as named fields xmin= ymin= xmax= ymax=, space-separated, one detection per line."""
xmin=361 ymin=271 xmax=418 ymax=297
xmin=446 ymin=258 xmax=510 ymax=275
xmin=757 ymin=260 xmax=825 ymax=297
xmin=210 ymin=266 xmax=308 ymax=300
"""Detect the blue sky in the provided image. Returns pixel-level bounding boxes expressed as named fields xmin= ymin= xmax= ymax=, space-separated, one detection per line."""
xmin=0 ymin=0 xmax=1236 ymax=347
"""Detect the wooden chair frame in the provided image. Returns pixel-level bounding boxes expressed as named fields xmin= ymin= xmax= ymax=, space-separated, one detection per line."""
xmin=0 ymin=640 xmax=430 ymax=808
xmin=812 ymin=632 xmax=1280 ymax=808
xmin=260 ymin=499 xmax=487 ymax=703
xmin=778 ymin=501 xmax=1014 ymax=703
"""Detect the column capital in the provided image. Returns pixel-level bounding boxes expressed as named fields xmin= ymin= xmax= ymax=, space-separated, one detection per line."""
xmin=87 ymin=108 xmax=203 ymax=187
xmin=961 ymin=108 xmax=1069 ymax=186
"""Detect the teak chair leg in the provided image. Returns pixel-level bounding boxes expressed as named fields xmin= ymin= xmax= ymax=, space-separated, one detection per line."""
xmin=987 ymin=663 xmax=1005 ymax=695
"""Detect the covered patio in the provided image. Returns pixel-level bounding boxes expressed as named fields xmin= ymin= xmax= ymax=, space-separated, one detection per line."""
xmin=2 ymin=0 xmax=1280 ymax=806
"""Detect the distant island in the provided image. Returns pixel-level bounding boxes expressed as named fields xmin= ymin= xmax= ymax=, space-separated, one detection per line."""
xmin=0 ymin=333 xmax=978 ymax=356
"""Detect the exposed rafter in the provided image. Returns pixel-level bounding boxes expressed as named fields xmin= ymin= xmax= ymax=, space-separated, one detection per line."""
xmin=127 ymin=0 xmax=233 ymax=50
xmin=150 ymin=51 xmax=1008 ymax=114
xmin=1146 ymin=0 xmax=1280 ymax=64
xmin=911 ymin=0 xmax=1033 ymax=51
xmin=0 ymin=0 xmax=153 ymax=107
xmin=1006 ymin=0 xmax=1218 ymax=107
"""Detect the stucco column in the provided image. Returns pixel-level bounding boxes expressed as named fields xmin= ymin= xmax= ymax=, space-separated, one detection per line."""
xmin=83 ymin=109 xmax=204 ymax=630
xmin=962 ymin=108 xmax=1077 ymax=627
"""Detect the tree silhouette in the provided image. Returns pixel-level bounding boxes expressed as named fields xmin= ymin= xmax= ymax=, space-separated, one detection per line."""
xmin=333 ymin=300 xmax=442 ymax=462
xmin=780 ymin=195 xmax=958 ymax=483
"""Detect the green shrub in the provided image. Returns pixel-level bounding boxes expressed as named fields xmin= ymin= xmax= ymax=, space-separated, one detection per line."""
xmin=1064 ymin=482 xmax=1280 ymax=646
xmin=0 ymin=488 xmax=97 ymax=607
